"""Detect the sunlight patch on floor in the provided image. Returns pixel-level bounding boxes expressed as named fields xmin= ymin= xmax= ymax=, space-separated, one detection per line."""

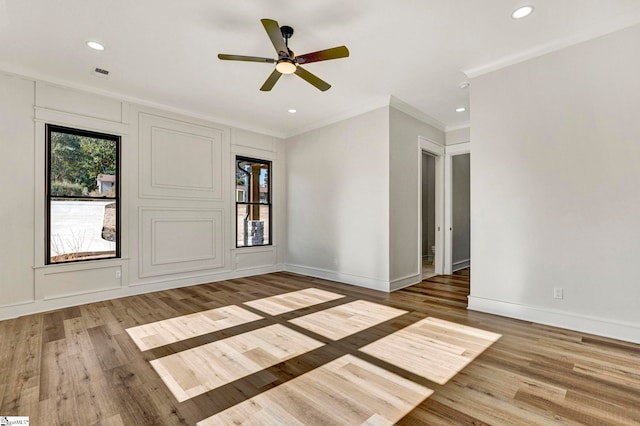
xmin=289 ymin=300 xmax=406 ymax=340
xmin=125 ymin=305 xmax=263 ymax=351
xmin=244 ymin=287 xmax=345 ymax=315
xmin=150 ymin=324 xmax=324 ymax=402
xmin=197 ymin=354 xmax=433 ymax=426
xmin=360 ymin=317 xmax=501 ymax=385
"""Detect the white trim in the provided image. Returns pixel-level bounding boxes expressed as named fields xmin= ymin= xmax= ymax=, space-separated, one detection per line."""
xmin=284 ymin=263 xmax=389 ymax=292
xmin=389 ymin=273 xmax=422 ymax=291
xmin=418 ymin=136 xmax=445 ymax=278
xmin=443 ymin=154 xmax=453 ymax=275
xmin=35 ymin=107 xmax=129 ymax=135
xmin=419 ymin=136 xmax=445 ymax=156
xmin=0 ymin=264 xmax=285 ymax=321
xmin=230 ymin=144 xmax=278 ymax=161
xmin=33 ymin=115 xmax=130 ymax=272
xmin=464 ymin=14 xmax=640 ymax=78
xmin=445 ymin=141 xmax=471 ymax=155
xmin=468 ymin=296 xmax=640 ymax=344
xmin=452 ymin=259 xmax=470 ymax=271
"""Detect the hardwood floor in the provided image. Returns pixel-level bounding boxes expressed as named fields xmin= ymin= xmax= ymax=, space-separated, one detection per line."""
xmin=1 ymin=270 xmax=639 ymax=425
xmin=198 ymin=354 xmax=433 ymax=425
xmin=289 ymin=299 xmax=407 ymax=340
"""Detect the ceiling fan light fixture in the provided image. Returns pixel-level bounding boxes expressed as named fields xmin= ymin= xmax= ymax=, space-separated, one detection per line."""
xmin=276 ymin=59 xmax=296 ymax=74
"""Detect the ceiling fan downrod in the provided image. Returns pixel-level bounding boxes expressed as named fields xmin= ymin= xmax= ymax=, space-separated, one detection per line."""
xmin=280 ymin=25 xmax=294 ymax=49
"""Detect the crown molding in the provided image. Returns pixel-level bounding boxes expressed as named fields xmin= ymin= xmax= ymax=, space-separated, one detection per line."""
xmin=445 ymin=121 xmax=470 ymax=132
xmin=284 ymin=95 xmax=447 ymax=139
xmin=464 ymin=14 xmax=640 ymax=79
xmin=283 ymin=95 xmax=391 ymax=139
xmin=388 ymin=95 xmax=446 ymax=131
xmin=0 ymin=65 xmax=287 ymax=139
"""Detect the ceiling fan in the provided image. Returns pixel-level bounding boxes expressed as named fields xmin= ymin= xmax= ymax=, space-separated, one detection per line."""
xmin=218 ymin=19 xmax=349 ymax=92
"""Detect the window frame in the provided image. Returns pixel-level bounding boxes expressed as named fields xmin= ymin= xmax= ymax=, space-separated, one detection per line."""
xmin=45 ymin=124 xmax=121 ymax=265
xmin=235 ymin=155 xmax=272 ymax=248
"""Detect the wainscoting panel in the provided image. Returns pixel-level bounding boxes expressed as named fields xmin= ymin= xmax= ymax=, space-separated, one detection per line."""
xmin=139 ymin=208 xmax=224 ymax=277
xmin=234 ymin=248 xmax=278 ymax=272
xmin=37 ymin=262 xmax=123 ymax=300
xmin=140 ymin=113 xmax=225 ymax=200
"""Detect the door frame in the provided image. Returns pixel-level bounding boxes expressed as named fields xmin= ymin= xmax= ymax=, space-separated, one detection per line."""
xmin=418 ymin=136 xmax=445 ymax=279
xmin=444 ymin=142 xmax=471 ymax=275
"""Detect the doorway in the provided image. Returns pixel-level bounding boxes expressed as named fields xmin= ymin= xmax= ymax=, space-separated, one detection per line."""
xmin=421 ymin=152 xmax=437 ymax=278
xmin=443 ymin=142 xmax=471 ymax=275
xmin=451 ymin=154 xmax=470 ymax=272
xmin=418 ymin=136 xmax=444 ymax=280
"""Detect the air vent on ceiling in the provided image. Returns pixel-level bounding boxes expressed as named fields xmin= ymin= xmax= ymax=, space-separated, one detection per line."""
xmin=92 ymin=67 xmax=110 ymax=78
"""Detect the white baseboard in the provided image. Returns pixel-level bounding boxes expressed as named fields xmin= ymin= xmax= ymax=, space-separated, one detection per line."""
xmin=452 ymin=258 xmax=470 ymax=271
xmin=390 ymin=273 xmax=422 ymax=291
xmin=468 ymin=296 xmax=640 ymax=344
xmin=0 ymin=264 xmax=285 ymax=321
xmin=284 ymin=263 xmax=390 ymax=292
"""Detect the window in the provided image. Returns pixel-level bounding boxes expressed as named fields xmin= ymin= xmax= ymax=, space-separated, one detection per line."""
xmin=46 ymin=125 xmax=120 ymax=264
xmin=236 ymin=156 xmax=271 ymax=247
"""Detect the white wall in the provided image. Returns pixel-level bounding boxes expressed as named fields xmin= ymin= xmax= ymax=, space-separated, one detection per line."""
xmin=0 ymin=74 xmax=35 ymax=307
xmin=285 ymin=107 xmax=390 ymax=290
xmin=469 ymin=24 xmax=640 ymax=343
xmin=389 ymin=107 xmax=444 ymax=288
xmin=0 ymin=75 xmax=285 ymax=320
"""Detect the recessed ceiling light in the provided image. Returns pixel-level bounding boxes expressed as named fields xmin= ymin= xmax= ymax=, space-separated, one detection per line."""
xmin=86 ymin=41 xmax=105 ymax=51
xmin=456 ymin=107 xmax=466 ymax=113
xmin=288 ymin=109 xmax=297 ymax=114
xmin=511 ymin=5 xmax=534 ymax=19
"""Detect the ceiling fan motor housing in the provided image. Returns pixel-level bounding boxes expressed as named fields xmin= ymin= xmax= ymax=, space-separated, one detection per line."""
xmin=280 ymin=25 xmax=294 ymax=40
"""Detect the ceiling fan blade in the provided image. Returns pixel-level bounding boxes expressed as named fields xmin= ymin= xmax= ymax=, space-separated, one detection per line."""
xmin=260 ymin=69 xmax=282 ymax=91
xmin=261 ymin=19 xmax=288 ymax=56
xmin=218 ymin=54 xmax=275 ymax=63
xmin=294 ymin=66 xmax=331 ymax=92
xmin=296 ymin=46 xmax=349 ymax=65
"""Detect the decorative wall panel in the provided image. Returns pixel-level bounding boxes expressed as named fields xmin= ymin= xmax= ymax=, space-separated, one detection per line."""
xmin=140 ymin=113 xmax=224 ymax=200
xmin=234 ymin=248 xmax=277 ymax=271
xmin=139 ymin=208 xmax=224 ymax=277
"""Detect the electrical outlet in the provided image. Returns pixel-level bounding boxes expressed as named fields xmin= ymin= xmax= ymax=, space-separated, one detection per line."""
xmin=553 ymin=287 xmax=563 ymax=299
xmin=115 ymin=270 xmax=121 ymax=279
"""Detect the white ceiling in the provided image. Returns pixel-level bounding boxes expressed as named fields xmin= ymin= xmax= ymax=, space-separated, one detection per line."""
xmin=1 ymin=0 xmax=639 ymax=137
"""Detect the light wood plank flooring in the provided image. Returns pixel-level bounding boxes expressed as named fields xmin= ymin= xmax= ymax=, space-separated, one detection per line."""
xmin=1 ymin=270 xmax=639 ymax=425
xmin=126 ymin=305 xmax=263 ymax=351
xmin=360 ymin=316 xmax=501 ymax=385
xmin=198 ymin=354 xmax=433 ymax=425
xmin=150 ymin=324 xmax=324 ymax=402
xmin=289 ymin=299 xmax=407 ymax=340
xmin=243 ymin=287 xmax=345 ymax=315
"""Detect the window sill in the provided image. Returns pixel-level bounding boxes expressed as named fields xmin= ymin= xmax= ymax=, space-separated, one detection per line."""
xmin=231 ymin=245 xmax=276 ymax=252
xmin=34 ymin=257 xmax=129 ymax=272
